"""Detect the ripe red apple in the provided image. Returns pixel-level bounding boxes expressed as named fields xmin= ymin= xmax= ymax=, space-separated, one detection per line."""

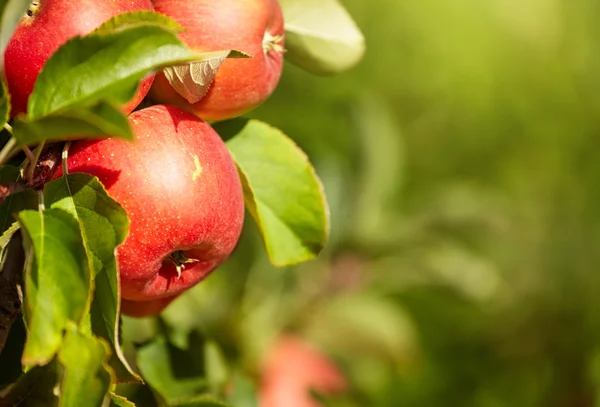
xmin=149 ymin=0 xmax=285 ymax=122
xmin=54 ymin=105 xmax=245 ymax=316
xmin=4 ymin=0 xmax=155 ymax=117
xmin=260 ymin=335 xmax=348 ymax=407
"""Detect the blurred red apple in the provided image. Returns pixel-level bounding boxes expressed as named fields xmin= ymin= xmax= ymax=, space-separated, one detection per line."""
xmin=54 ymin=105 xmax=244 ymax=316
xmin=4 ymin=0 xmax=155 ymax=117
xmin=260 ymin=335 xmax=348 ymax=407
xmin=149 ymin=0 xmax=284 ymax=121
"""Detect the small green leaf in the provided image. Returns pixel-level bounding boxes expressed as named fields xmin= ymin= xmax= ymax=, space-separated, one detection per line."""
xmin=93 ymin=10 xmax=184 ymax=35
xmin=12 ymin=101 xmax=132 ymax=146
xmin=110 ymin=393 xmax=136 ymax=407
xmin=280 ymin=0 xmax=365 ymax=74
xmin=44 ymin=174 xmax=136 ymax=382
xmin=0 ymin=363 xmax=59 ymax=407
xmin=19 ymin=208 xmax=91 ymax=366
xmin=0 ymin=77 xmax=9 ymax=128
xmin=27 ymin=14 xmax=205 ymax=119
xmin=136 ymin=337 xmax=208 ymax=404
xmin=217 ymin=119 xmax=329 ymax=266
xmin=0 ymin=0 xmax=29 ymax=61
xmin=57 ymin=325 xmax=113 ymax=407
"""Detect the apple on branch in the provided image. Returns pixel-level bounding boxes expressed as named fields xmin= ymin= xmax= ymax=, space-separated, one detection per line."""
xmin=4 ymin=0 xmax=155 ymax=117
xmin=149 ymin=0 xmax=285 ymax=122
xmin=54 ymin=105 xmax=245 ymax=317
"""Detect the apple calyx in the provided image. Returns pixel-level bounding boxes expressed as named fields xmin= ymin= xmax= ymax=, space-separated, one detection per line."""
xmin=263 ymin=32 xmax=285 ymax=55
xmin=168 ymin=250 xmax=200 ymax=279
xmin=26 ymin=1 xmax=41 ymax=18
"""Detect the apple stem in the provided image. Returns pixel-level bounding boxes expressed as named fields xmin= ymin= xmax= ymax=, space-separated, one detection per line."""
xmin=62 ymin=142 xmax=71 ymax=176
xmin=24 ymin=141 xmax=45 ymax=187
xmin=0 ymin=137 xmax=17 ymax=166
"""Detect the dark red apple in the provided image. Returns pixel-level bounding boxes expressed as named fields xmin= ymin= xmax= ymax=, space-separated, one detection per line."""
xmin=260 ymin=335 xmax=348 ymax=407
xmin=149 ymin=0 xmax=285 ymax=122
xmin=54 ymin=105 xmax=245 ymax=316
xmin=4 ymin=0 xmax=155 ymax=117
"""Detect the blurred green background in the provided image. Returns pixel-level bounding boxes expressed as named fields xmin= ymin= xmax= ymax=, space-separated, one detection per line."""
xmin=128 ymin=0 xmax=600 ymax=406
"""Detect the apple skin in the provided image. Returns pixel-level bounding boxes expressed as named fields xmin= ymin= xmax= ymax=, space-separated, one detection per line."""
xmin=4 ymin=0 xmax=155 ymax=118
xmin=149 ymin=0 xmax=284 ymax=121
xmin=54 ymin=105 xmax=245 ymax=314
xmin=259 ymin=335 xmax=348 ymax=407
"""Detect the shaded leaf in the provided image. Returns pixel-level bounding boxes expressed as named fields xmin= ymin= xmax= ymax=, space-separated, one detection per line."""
xmin=217 ymin=119 xmax=329 ymax=266
xmin=0 ymin=77 xmax=9 ymax=128
xmin=0 ymin=187 xmax=37 ymax=235
xmin=136 ymin=336 xmax=208 ymax=404
xmin=19 ymin=208 xmax=91 ymax=366
xmin=44 ymin=174 xmax=135 ymax=382
xmin=280 ymin=0 xmax=365 ymax=74
xmin=0 ymin=314 xmax=25 ymax=387
xmin=0 ymin=363 xmax=59 ymax=407
xmin=57 ymin=325 xmax=113 ymax=407
xmin=0 ymin=0 xmax=29 ymax=61
xmin=27 ymin=13 xmax=205 ymax=119
xmin=12 ymin=101 xmax=132 ymax=146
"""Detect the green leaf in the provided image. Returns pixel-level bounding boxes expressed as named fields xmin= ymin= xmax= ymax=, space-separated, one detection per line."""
xmin=12 ymin=101 xmax=132 ymax=146
xmin=19 ymin=208 xmax=91 ymax=366
xmin=0 ymin=76 xmax=9 ymax=128
xmin=279 ymin=0 xmax=365 ymax=74
xmin=217 ymin=119 xmax=329 ymax=266
xmin=110 ymin=393 xmax=136 ymax=407
xmin=57 ymin=325 xmax=113 ymax=407
xmin=27 ymin=13 xmax=204 ymax=119
xmin=225 ymin=373 xmax=258 ymax=407
xmin=93 ymin=10 xmax=184 ymax=35
xmin=44 ymin=174 xmax=136 ymax=382
xmin=173 ymin=395 xmax=231 ymax=407
xmin=204 ymin=341 xmax=229 ymax=391
xmin=305 ymin=294 xmax=417 ymax=363
xmin=136 ymin=337 xmax=208 ymax=404
xmin=0 ymin=363 xmax=59 ymax=407
xmin=0 ymin=0 xmax=29 ymax=61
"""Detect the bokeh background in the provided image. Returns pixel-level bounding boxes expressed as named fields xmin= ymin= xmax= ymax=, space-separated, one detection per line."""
xmin=127 ymin=1 xmax=600 ymax=406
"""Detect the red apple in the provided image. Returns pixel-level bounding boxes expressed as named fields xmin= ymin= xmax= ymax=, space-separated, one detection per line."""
xmin=260 ymin=335 xmax=348 ymax=407
xmin=54 ymin=105 xmax=245 ymax=315
xmin=4 ymin=0 xmax=155 ymax=118
xmin=149 ymin=0 xmax=285 ymax=122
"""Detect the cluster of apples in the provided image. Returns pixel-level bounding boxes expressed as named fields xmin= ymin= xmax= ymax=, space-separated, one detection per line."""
xmin=4 ymin=0 xmax=285 ymax=317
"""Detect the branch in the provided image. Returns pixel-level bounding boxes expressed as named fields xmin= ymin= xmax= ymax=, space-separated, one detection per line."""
xmin=0 ymin=231 xmax=25 ymax=355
